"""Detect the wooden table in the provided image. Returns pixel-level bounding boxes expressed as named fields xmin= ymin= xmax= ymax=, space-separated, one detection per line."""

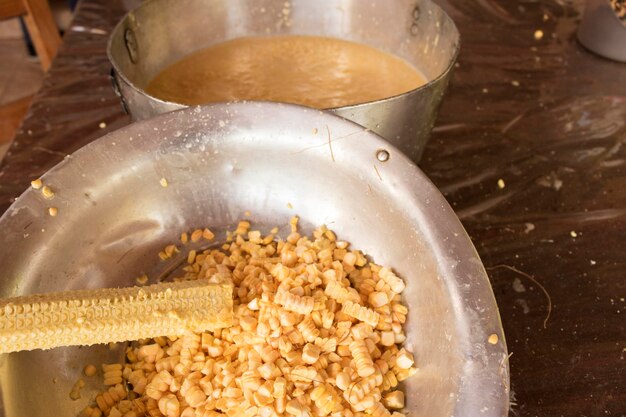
xmin=0 ymin=0 xmax=624 ymax=415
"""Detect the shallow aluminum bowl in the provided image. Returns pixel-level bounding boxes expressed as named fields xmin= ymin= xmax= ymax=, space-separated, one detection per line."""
xmin=0 ymin=103 xmax=508 ymax=417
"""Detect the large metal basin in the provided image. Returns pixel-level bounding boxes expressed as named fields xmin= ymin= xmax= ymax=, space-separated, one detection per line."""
xmin=0 ymin=103 xmax=507 ymax=416
xmin=107 ymin=0 xmax=460 ymax=162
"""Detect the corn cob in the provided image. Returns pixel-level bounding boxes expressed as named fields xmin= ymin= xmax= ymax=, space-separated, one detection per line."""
xmin=0 ymin=279 xmax=233 ymax=354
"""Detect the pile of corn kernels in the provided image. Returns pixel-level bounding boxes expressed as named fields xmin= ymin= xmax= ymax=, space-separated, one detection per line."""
xmin=81 ymin=218 xmax=417 ymax=417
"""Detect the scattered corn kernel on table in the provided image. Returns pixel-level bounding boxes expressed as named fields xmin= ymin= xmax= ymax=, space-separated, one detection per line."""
xmin=0 ymin=0 xmax=624 ymax=415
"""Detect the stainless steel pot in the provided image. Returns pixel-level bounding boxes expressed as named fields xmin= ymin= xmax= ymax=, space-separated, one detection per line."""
xmin=107 ymin=0 xmax=460 ymax=163
xmin=0 ymin=103 xmax=508 ymax=417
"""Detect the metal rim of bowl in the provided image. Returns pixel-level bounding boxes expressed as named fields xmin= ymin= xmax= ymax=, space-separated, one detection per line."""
xmin=0 ymin=102 xmax=508 ymax=417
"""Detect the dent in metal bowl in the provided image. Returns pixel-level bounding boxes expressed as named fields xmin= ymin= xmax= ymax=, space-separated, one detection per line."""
xmin=107 ymin=0 xmax=460 ymax=163
xmin=0 ymin=103 xmax=507 ymax=417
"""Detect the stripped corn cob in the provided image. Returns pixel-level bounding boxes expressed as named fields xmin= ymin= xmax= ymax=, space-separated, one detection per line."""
xmin=377 ymin=267 xmax=405 ymax=294
xmin=0 ymin=279 xmax=233 ymax=354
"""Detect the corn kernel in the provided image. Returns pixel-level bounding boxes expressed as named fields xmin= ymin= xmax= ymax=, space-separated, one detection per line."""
xmin=84 ymin=364 xmax=98 ymax=377
xmin=350 ymin=339 xmax=375 ymax=378
xmin=368 ymin=401 xmax=392 ymax=417
xmin=164 ymin=244 xmax=178 ymax=257
xmin=203 ymin=228 xmax=215 ymax=240
xmin=335 ymin=372 xmax=351 ymax=391
xmin=395 ymin=349 xmax=414 ymax=370
xmin=191 ymin=229 xmax=203 ymax=242
xmin=342 ymin=300 xmax=379 ymax=327
xmin=302 ymin=343 xmax=321 ymax=364
xmin=379 ymin=331 xmax=395 ymax=347
xmin=31 ymin=179 xmax=43 ymax=189
xmin=69 ymin=378 xmax=85 ymax=400
xmin=135 ymin=274 xmax=148 ymax=285
xmin=79 ymin=220 xmax=417 ymax=417
xmin=275 ymin=290 xmax=314 ymax=315
xmin=187 ymin=250 xmax=197 ymax=264
xmin=368 ymin=291 xmax=389 ymax=308
xmin=383 ymin=391 xmax=404 ymax=409
xmin=286 ymin=399 xmax=307 ymax=416
xmin=41 ymin=185 xmax=55 ymax=199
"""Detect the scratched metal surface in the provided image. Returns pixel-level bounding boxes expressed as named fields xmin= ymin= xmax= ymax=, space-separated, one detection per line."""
xmin=0 ymin=0 xmax=624 ymax=416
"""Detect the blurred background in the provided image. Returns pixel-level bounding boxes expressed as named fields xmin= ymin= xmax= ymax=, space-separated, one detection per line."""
xmin=0 ymin=0 xmax=73 ymax=158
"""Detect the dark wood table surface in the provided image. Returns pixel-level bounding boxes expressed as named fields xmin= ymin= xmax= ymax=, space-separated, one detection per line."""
xmin=0 ymin=0 xmax=624 ymax=415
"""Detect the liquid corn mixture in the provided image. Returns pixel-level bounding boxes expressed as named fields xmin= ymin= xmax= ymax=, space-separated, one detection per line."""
xmin=145 ymin=36 xmax=426 ymax=109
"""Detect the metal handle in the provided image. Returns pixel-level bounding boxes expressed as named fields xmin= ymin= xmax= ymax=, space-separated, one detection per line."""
xmin=124 ymin=27 xmax=139 ymax=63
xmin=110 ymin=69 xmax=130 ymax=114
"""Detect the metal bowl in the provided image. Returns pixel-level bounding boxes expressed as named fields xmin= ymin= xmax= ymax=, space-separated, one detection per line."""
xmin=0 ymin=103 xmax=508 ymax=417
xmin=577 ymin=0 xmax=626 ymax=62
xmin=107 ymin=0 xmax=460 ymax=163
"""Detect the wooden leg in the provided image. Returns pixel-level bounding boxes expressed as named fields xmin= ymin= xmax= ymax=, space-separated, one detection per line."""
xmin=20 ymin=0 xmax=62 ymax=71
